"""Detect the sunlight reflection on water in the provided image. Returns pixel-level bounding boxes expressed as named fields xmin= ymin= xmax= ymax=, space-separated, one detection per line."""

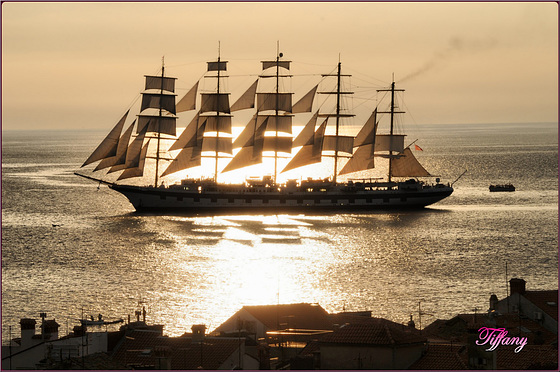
xmin=2 ymin=124 xmax=558 ymax=341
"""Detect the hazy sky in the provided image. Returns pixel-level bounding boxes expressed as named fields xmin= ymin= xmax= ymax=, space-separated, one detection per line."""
xmin=2 ymin=1 xmax=558 ymax=131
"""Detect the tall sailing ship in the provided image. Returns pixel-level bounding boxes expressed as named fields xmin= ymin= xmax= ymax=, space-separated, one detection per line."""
xmin=75 ymin=53 xmax=453 ymax=212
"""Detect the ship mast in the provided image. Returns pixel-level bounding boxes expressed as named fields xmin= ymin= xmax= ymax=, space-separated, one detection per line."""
xmin=154 ymin=57 xmax=165 ymax=187
xmin=333 ymin=61 xmax=342 ymax=184
xmin=197 ymin=44 xmax=232 ymax=183
xmin=377 ymin=80 xmax=404 ymax=183
xmin=319 ymin=59 xmax=353 ymax=184
xmin=274 ymin=47 xmax=280 ymax=183
xmin=215 ymin=44 xmax=222 ymax=182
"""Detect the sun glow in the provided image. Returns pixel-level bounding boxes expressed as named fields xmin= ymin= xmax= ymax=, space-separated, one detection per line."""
xmin=164 ymin=214 xmax=344 ymax=317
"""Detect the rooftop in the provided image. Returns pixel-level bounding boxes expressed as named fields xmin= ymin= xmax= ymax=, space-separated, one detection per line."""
xmin=320 ymin=317 xmax=426 ymax=346
xmin=409 ymin=343 xmax=468 ymax=370
xmin=524 ymin=290 xmax=558 ymax=321
xmin=111 ymin=329 xmax=243 ymax=370
xmin=423 ymin=312 xmax=557 ymax=345
xmin=239 ymin=303 xmax=334 ymax=331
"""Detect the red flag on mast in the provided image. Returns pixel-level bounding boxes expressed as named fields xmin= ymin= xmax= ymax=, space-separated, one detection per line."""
xmin=414 ymin=144 xmax=423 ymax=151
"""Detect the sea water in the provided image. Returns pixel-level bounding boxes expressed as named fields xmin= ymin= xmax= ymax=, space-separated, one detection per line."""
xmin=1 ymin=122 xmax=557 ymax=341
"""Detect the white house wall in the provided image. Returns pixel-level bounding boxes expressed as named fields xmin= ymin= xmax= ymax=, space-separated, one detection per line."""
xmin=496 ymin=293 xmax=558 ymax=334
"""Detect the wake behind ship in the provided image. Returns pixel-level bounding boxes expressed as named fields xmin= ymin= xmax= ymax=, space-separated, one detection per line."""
xmin=75 ymin=52 xmax=453 ymax=212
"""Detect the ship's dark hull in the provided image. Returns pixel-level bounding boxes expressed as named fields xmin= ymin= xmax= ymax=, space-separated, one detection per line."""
xmin=110 ymin=183 xmax=453 ymax=213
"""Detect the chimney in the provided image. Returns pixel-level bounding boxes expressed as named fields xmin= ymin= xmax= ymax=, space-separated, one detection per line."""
xmin=191 ymin=324 xmax=206 ymax=341
xmin=510 ymin=278 xmax=526 ymax=295
xmin=407 ymin=314 xmax=416 ymax=329
xmin=41 ymin=319 xmax=60 ymax=341
xmin=73 ymin=325 xmax=86 ymax=337
xmin=489 ymin=294 xmax=498 ymax=311
xmin=19 ymin=318 xmax=36 ymax=348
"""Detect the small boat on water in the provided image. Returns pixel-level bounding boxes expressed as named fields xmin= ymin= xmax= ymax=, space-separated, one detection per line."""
xmin=80 ymin=315 xmax=124 ymax=326
xmin=489 ymin=184 xmax=515 ymax=192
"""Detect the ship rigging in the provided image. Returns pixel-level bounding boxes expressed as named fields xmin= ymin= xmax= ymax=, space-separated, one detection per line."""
xmin=75 ymin=52 xmax=453 ymax=212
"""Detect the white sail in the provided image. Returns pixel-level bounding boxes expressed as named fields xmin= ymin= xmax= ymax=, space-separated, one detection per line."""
xmin=338 ymin=144 xmax=375 ymax=175
xmin=293 ymin=112 xmax=319 ymax=147
xmin=109 ymin=124 xmax=148 ymax=173
xmin=261 ymin=115 xmax=292 ymax=133
xmin=262 ymin=136 xmax=292 ymax=153
xmin=354 ymin=110 xmax=377 ymax=147
xmin=257 ymin=93 xmax=292 ymax=112
xmin=161 ymin=117 xmax=205 ymax=176
xmin=200 ymin=93 xmax=231 ymax=114
xmin=337 ymin=110 xmax=378 ymax=175
xmin=232 ymin=115 xmax=264 ymax=148
xmin=161 ymin=147 xmax=201 ymax=177
xmin=231 ymin=80 xmax=258 ymax=112
xmin=222 ymin=121 xmax=267 ymax=173
xmin=137 ymin=115 xmax=177 ymax=136
xmin=169 ymin=113 xmax=201 ymax=151
xmin=262 ymin=60 xmax=291 ymax=70
xmin=145 ymin=75 xmax=176 ymax=92
xmin=141 ymin=93 xmax=176 ymax=115
xmin=292 ymin=85 xmax=318 ymax=114
xmin=390 ymin=147 xmax=431 ymax=177
xmin=202 ymin=115 xmax=232 ymax=134
xmin=165 ymin=58 xmax=233 ymax=179
xmin=221 ymin=146 xmax=261 ymax=173
xmin=176 ymin=82 xmax=198 ymax=112
xmin=94 ymin=121 xmax=135 ymax=171
xmin=207 ymin=61 xmax=227 ymax=71
xmin=202 ymin=137 xmax=233 ymax=154
xmin=282 ymin=120 xmax=327 ymax=173
xmin=117 ymin=143 xmax=150 ymax=181
xmin=375 ymin=135 xmax=405 ymax=153
xmin=323 ymin=136 xmax=354 ymax=154
xmin=81 ymin=110 xmax=128 ymax=167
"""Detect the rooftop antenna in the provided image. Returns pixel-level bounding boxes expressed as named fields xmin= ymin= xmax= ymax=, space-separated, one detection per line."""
xmin=40 ymin=312 xmax=47 ymax=340
xmin=506 ymin=262 xmax=509 ymax=311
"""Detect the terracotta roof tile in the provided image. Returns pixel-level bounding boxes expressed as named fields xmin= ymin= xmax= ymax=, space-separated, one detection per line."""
xmin=496 ymin=344 xmax=558 ymax=369
xmin=409 ymin=344 xmax=468 ymax=370
xmin=423 ymin=313 xmax=557 ymax=345
xmin=243 ymin=303 xmax=333 ymax=331
xmin=320 ymin=318 xmax=426 ymax=346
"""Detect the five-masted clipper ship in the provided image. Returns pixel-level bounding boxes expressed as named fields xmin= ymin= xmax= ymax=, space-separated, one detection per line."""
xmin=75 ymin=53 xmax=453 ymax=212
